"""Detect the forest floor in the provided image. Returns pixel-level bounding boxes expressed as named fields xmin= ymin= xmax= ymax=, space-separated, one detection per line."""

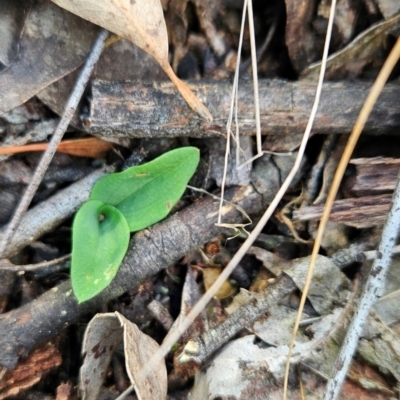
xmin=0 ymin=0 xmax=400 ymax=399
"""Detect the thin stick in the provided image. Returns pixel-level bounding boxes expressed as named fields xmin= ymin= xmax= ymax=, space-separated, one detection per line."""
xmin=0 ymin=29 xmax=109 ymax=257
xmin=234 ymin=0 xmax=248 ymax=166
xmin=0 ymin=254 xmax=70 ymax=272
xmin=324 ymin=36 xmax=400 ymax=400
xmin=246 ymin=0 xmax=262 ymax=158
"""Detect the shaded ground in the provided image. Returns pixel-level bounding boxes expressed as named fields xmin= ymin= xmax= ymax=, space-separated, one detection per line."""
xmin=0 ymin=0 xmax=400 ymax=399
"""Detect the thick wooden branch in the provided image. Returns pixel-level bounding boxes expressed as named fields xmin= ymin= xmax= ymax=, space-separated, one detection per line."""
xmin=0 ymin=185 xmax=262 ymax=370
xmin=85 ymin=80 xmax=400 ymax=138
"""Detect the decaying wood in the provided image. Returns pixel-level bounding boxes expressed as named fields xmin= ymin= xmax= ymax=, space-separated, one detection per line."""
xmin=85 ymin=80 xmax=400 ymax=138
xmin=293 ymin=193 xmax=392 ymax=228
xmin=0 ymin=342 xmax=61 ymax=399
xmin=0 ymin=185 xmax=262 ymax=370
xmin=295 ymin=154 xmax=400 ymax=229
xmin=345 ymin=157 xmax=400 ymax=196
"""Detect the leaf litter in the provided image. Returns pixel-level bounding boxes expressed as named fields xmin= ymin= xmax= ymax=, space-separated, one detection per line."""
xmin=0 ymin=3 xmax=397 ymax=398
xmin=80 ymin=311 xmax=167 ymax=400
xmin=50 ymin=0 xmax=212 ymax=121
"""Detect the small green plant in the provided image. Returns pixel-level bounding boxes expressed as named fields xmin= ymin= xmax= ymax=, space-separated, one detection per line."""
xmin=71 ymin=147 xmax=200 ymax=303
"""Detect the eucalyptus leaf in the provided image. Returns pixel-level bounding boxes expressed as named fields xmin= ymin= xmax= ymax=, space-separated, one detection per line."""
xmin=91 ymin=147 xmax=200 ymax=231
xmin=71 ymin=199 xmax=130 ymax=303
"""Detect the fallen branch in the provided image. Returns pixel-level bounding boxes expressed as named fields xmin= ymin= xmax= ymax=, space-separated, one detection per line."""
xmin=85 ymin=80 xmax=400 ymax=138
xmin=0 ymin=185 xmax=262 ymax=370
xmin=178 ymin=273 xmax=296 ymax=365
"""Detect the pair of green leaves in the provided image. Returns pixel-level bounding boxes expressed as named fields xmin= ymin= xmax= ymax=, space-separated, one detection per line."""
xmin=71 ymin=147 xmax=200 ymax=303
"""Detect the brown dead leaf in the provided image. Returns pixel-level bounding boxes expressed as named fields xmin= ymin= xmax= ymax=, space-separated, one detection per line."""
xmin=285 ymin=0 xmax=319 ymax=73
xmin=80 ymin=314 xmax=122 ymax=400
xmin=165 ymin=0 xmax=189 ymax=70
xmin=80 ymin=311 xmax=167 ymax=400
xmin=163 ymin=266 xmax=207 ymax=346
xmin=201 ymin=266 xmax=236 ymax=299
xmin=376 ymin=0 xmax=400 ymax=18
xmin=50 ymin=0 xmax=212 ymax=121
xmin=302 ymin=12 xmax=400 ymax=79
xmin=193 ymin=0 xmax=226 ymax=57
xmin=0 ymin=0 xmax=99 ymax=115
xmin=285 ymin=255 xmax=351 ymax=315
xmin=119 ymin=313 xmax=167 ymax=400
xmin=37 ymin=37 xmax=165 ymax=126
xmin=0 ymin=137 xmax=113 ymax=158
xmin=163 ymin=268 xmax=206 ymax=390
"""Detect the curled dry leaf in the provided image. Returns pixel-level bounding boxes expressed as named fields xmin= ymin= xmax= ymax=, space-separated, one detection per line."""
xmin=80 ymin=311 xmax=167 ymax=400
xmin=50 ymin=0 xmax=213 ymax=121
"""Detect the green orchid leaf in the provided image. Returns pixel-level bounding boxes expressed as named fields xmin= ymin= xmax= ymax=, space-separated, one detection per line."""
xmin=71 ymin=147 xmax=200 ymax=302
xmin=71 ymin=199 xmax=130 ymax=303
xmin=90 ymin=147 xmax=200 ymax=232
